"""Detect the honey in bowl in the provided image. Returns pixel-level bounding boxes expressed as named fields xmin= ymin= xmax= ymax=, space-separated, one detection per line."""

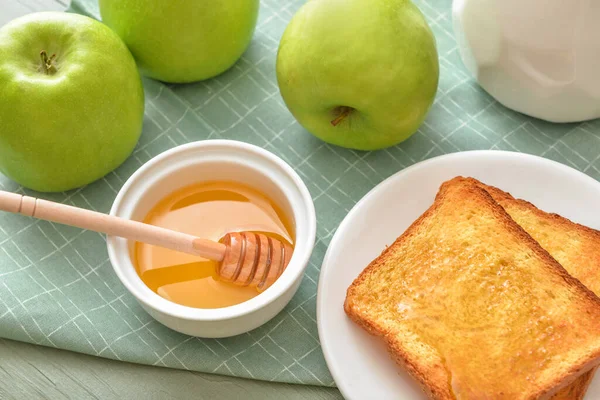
xmin=134 ymin=181 xmax=295 ymax=309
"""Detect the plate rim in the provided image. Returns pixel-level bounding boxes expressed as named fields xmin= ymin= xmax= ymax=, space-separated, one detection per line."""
xmin=316 ymin=149 xmax=600 ymax=399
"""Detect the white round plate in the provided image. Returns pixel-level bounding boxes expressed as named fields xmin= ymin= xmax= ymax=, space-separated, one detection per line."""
xmin=317 ymin=150 xmax=600 ymax=400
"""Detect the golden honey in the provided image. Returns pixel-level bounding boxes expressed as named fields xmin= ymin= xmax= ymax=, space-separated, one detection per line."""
xmin=134 ymin=181 xmax=294 ymax=309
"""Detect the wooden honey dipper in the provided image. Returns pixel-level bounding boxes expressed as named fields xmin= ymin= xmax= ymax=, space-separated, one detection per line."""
xmin=0 ymin=191 xmax=293 ymax=292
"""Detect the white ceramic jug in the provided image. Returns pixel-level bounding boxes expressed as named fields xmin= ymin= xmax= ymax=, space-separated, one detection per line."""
xmin=453 ymin=0 xmax=600 ymax=123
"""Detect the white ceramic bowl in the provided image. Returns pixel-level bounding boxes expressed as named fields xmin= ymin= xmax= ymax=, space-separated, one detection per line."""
xmin=107 ymin=140 xmax=316 ymax=338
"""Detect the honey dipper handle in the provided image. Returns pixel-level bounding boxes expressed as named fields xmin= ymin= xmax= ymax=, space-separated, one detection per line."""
xmin=0 ymin=191 xmax=226 ymax=261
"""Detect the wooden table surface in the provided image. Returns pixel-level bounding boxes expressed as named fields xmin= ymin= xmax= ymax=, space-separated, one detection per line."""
xmin=0 ymin=1 xmax=342 ymax=399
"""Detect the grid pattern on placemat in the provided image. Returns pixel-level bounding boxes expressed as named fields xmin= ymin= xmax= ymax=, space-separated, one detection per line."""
xmin=1 ymin=0 xmax=599 ymax=387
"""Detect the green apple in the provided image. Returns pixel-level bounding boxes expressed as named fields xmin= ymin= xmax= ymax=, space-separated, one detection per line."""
xmin=276 ymin=0 xmax=439 ymax=151
xmin=99 ymin=0 xmax=259 ymax=83
xmin=0 ymin=12 xmax=144 ymax=192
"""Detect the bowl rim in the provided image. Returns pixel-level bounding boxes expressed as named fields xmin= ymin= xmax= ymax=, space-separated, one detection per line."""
xmin=107 ymin=139 xmax=316 ymax=322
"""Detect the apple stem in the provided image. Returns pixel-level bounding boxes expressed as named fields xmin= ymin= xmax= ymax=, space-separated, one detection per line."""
xmin=40 ymin=50 xmax=57 ymax=75
xmin=331 ymin=106 xmax=353 ymax=127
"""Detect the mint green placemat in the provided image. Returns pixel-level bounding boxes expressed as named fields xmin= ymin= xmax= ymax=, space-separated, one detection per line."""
xmin=1 ymin=0 xmax=599 ymax=386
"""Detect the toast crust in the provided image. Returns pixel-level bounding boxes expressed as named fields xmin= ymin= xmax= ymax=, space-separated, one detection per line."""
xmin=476 ymin=178 xmax=600 ymax=295
xmin=345 ymin=177 xmax=600 ymax=399
xmin=552 ymin=367 xmax=597 ymax=400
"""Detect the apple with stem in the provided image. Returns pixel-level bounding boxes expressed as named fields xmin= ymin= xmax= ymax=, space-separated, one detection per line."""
xmin=0 ymin=12 xmax=144 ymax=192
xmin=277 ymin=0 xmax=439 ymax=151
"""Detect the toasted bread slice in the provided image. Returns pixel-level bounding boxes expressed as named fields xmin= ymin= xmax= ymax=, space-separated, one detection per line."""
xmin=472 ymin=177 xmax=600 ymax=400
xmin=344 ymin=177 xmax=600 ymax=399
